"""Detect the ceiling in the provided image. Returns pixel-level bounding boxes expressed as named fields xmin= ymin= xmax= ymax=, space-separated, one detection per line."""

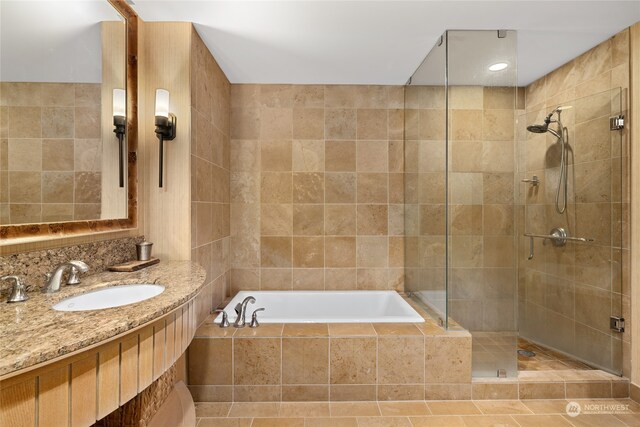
xmin=1 ymin=1 xmax=638 ymax=86
xmin=411 ymin=30 xmax=519 ymax=86
xmin=0 ymin=1 xmax=123 ymax=83
xmin=131 ymin=0 xmax=640 ymax=86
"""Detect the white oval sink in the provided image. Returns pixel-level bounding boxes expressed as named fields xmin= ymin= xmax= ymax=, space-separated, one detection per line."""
xmin=52 ymin=284 xmax=165 ymax=312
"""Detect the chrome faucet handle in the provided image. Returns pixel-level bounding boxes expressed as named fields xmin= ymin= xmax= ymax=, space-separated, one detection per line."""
xmin=67 ymin=267 xmax=81 ymax=285
xmin=249 ymin=308 xmax=265 ymax=328
xmin=0 ymin=275 xmax=29 ymax=303
xmin=213 ymin=309 xmax=230 ymax=328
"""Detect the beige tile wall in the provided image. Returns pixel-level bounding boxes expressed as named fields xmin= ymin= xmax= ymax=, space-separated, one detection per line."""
xmin=0 ymin=82 xmax=102 ymax=224
xmin=518 ymin=29 xmax=630 ymax=375
xmin=229 ymin=85 xmax=404 ymax=292
xmin=190 ymin=29 xmax=231 ymax=312
xmin=189 ymin=303 xmax=472 ymax=402
xmin=404 ymin=85 xmax=520 ymax=331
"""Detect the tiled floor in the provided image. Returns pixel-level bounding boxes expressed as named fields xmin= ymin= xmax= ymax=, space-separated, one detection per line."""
xmin=517 ymin=338 xmax=593 ymax=371
xmin=196 ymin=399 xmax=640 ymax=426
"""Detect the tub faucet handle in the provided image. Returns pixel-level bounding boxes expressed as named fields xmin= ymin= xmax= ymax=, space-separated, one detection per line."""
xmin=249 ymin=308 xmax=265 ymax=328
xmin=213 ymin=309 xmax=230 ymax=328
xmin=234 ymin=296 xmax=256 ymax=328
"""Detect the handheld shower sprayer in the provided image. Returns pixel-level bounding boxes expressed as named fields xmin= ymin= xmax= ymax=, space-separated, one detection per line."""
xmin=525 ymin=105 xmax=572 ymax=214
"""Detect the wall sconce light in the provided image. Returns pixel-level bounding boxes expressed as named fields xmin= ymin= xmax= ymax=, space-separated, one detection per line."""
xmin=112 ymin=88 xmax=126 ymax=188
xmin=154 ymin=89 xmax=176 ymax=188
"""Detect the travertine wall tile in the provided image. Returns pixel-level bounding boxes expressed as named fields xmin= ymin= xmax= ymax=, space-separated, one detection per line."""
xmin=518 ymin=28 xmax=630 ymax=375
xmin=234 ymin=338 xmax=281 ymax=385
xmin=230 ymin=85 xmax=404 ymax=291
xmin=330 ymin=337 xmax=377 ymax=385
xmin=404 ymin=83 xmax=518 ymax=332
xmin=1 ymin=82 xmax=102 ymax=223
xmin=188 ymin=305 xmax=477 ymax=402
xmin=190 ymin=29 xmax=231 ymax=315
xmin=282 ymin=338 xmax=329 ymax=385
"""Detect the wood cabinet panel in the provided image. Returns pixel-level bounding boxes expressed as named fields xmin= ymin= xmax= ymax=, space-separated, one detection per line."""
xmin=166 ymin=313 xmax=176 ymax=366
xmin=39 ymin=365 xmax=70 ymax=427
xmin=71 ymin=355 xmax=97 ymax=427
xmin=97 ymin=343 xmax=120 ymax=419
xmin=0 ymin=376 xmax=36 ymax=427
xmin=120 ymin=335 xmax=139 ymax=404
xmin=153 ymin=318 xmax=167 ymax=381
xmin=139 ymin=325 xmax=154 ymax=391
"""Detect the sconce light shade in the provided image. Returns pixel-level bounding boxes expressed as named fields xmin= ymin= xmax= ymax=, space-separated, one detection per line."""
xmin=113 ymin=88 xmax=126 ymax=118
xmin=155 ymin=89 xmax=170 ymax=118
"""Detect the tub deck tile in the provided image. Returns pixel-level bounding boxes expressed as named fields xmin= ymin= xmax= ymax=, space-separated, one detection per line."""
xmin=196 ymin=316 xmax=238 ymax=338
xmin=328 ymin=323 xmax=377 ymax=337
xmin=234 ymin=324 xmax=284 ymax=337
xmin=373 ymin=323 xmax=423 ymax=336
xmin=283 ymin=324 xmax=329 ymax=337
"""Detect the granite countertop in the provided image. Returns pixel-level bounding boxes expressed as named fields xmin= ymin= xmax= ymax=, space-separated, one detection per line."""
xmin=0 ymin=260 xmax=206 ymax=379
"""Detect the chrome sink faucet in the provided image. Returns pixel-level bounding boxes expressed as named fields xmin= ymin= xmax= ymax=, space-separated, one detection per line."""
xmin=234 ymin=296 xmax=256 ymax=328
xmin=42 ymin=261 xmax=89 ymax=294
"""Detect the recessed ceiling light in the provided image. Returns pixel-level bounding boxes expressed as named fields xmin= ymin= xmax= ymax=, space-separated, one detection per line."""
xmin=489 ymin=62 xmax=509 ymax=72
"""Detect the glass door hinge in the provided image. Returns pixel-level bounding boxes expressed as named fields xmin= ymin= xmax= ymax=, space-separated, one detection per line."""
xmin=610 ymin=316 xmax=625 ymax=333
xmin=610 ymin=115 xmax=625 ymax=130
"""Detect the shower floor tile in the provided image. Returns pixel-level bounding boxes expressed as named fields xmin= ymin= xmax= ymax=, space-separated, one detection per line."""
xmin=471 ymin=333 xmax=596 ymax=377
xmin=517 ymin=338 xmax=594 ymax=371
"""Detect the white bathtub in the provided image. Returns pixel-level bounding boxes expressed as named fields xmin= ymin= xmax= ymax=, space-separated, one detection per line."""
xmin=215 ymin=291 xmax=425 ymax=324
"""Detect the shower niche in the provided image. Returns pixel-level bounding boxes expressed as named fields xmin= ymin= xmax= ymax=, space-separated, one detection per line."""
xmin=405 ymin=29 xmax=626 ymax=378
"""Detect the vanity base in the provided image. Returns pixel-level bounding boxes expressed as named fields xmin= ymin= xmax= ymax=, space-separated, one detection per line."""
xmin=0 ymin=298 xmax=200 ymax=427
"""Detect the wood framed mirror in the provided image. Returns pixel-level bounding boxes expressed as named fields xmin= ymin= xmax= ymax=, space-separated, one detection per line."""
xmin=0 ymin=0 xmax=138 ymax=242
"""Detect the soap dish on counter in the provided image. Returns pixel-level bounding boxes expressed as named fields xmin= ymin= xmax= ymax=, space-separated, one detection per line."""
xmin=109 ymin=258 xmax=160 ymax=272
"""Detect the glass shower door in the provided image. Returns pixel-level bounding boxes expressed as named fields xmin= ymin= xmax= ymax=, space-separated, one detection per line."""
xmin=517 ymin=87 xmax=624 ymax=374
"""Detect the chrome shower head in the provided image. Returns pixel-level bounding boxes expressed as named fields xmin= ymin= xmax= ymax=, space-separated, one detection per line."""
xmin=526 ymin=105 xmax=570 ymax=138
xmin=526 ymin=122 xmax=561 ymax=139
xmin=526 ymin=123 xmax=549 ymax=134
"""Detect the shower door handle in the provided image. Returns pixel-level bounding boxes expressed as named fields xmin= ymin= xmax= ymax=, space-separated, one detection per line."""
xmin=524 ymin=229 xmax=593 ymax=261
xmin=521 ymin=176 xmax=540 ymax=186
xmin=523 ymin=232 xmax=594 ymax=243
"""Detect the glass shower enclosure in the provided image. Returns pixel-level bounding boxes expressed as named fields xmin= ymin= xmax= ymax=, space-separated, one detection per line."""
xmin=405 ymin=29 xmax=624 ymax=378
xmin=517 ymin=88 xmax=625 ymax=375
xmin=405 ymin=29 xmax=519 ymax=377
